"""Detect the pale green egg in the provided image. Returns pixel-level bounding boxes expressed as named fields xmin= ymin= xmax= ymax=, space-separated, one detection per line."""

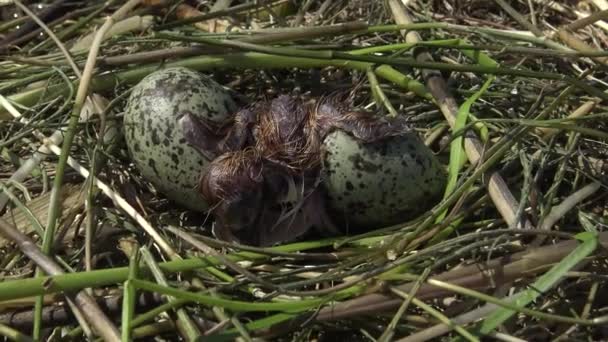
xmin=124 ymin=67 xmax=237 ymax=211
xmin=321 ymin=130 xmax=446 ymax=229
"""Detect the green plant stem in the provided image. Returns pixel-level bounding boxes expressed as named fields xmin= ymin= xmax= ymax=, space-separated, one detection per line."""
xmin=367 ymin=23 xmax=571 ymax=51
xmin=475 ymin=232 xmax=598 ymax=335
xmin=8 ymin=46 xmax=603 ymax=118
xmin=9 ymin=37 xmax=591 ymax=114
xmin=72 ymin=299 xmax=190 ymax=341
xmin=0 ymin=322 xmax=34 ymax=342
xmin=35 ymin=2 xmax=141 ymax=341
xmin=415 ymin=41 xmax=608 ymax=58
xmin=348 ymin=39 xmax=460 ymax=55
xmin=427 ymin=276 xmax=599 ymax=326
xmin=0 ymin=69 xmax=59 ymax=94
xmin=140 ymin=247 xmax=201 ymax=341
xmin=391 ymin=287 xmax=479 ymax=342
xmin=158 ymin=21 xmax=571 ymax=51
xmin=379 ymin=269 xmax=430 ymax=342
xmin=1 ymin=52 xmax=431 ymax=117
xmin=396 ymin=83 xmax=579 ymax=251
xmin=366 ymin=67 xmax=398 ymax=117
xmin=159 ymin=33 xmax=603 ymax=99
xmin=13 ymin=0 xmax=81 ymax=78
xmin=0 ymin=239 xmax=337 ymax=301
xmin=131 ymin=279 xmax=326 ymax=312
xmin=121 ymin=248 xmax=140 ymax=342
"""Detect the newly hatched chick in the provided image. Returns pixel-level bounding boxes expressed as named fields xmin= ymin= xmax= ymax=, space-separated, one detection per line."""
xmin=182 ymin=95 xmax=413 ymax=246
xmin=124 ymin=68 xmax=445 ymax=246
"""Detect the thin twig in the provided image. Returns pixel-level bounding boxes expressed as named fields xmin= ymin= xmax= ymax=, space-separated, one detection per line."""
xmin=391 ymin=287 xmax=479 ymax=342
xmin=0 ymin=89 xmax=82 ymax=213
xmin=396 ymin=298 xmax=501 ymax=342
xmin=378 ymin=269 xmax=431 ymax=342
xmin=157 ymin=0 xmax=288 ymax=29
xmin=540 ymin=181 xmax=602 ymax=231
xmin=139 ymin=247 xmax=201 ymax=340
xmin=537 ymin=100 xmax=599 ymax=140
xmin=43 ymin=0 xmax=143 ymax=259
xmin=315 ymin=230 xmax=607 ymax=321
xmin=494 ymin=0 xmax=543 ymax=36
xmin=166 ymin=226 xmax=286 ymax=292
xmin=556 ymin=29 xmax=608 ymax=66
xmin=293 ymin=0 xmax=315 ymax=26
xmin=13 ymin=0 xmax=81 ymax=78
xmin=0 ymin=96 xmax=178 ymax=258
xmin=564 ymin=9 xmax=608 ymax=31
xmin=0 ymin=218 xmax=120 ymax=341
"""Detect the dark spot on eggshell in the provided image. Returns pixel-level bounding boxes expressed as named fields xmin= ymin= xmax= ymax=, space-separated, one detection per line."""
xmin=151 ymin=129 xmax=160 ymax=145
xmin=345 ymin=181 xmax=354 ymax=191
xmin=148 ymin=158 xmax=159 ymax=176
xmin=347 ymin=154 xmax=380 ymax=173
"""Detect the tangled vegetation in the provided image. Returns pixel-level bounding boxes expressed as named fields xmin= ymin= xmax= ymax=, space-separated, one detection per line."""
xmin=0 ymin=0 xmax=607 ymax=341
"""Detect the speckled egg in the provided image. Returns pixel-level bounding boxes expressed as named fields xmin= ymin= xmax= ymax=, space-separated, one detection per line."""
xmin=124 ymin=67 xmax=237 ymax=211
xmin=321 ymin=130 xmax=446 ymax=229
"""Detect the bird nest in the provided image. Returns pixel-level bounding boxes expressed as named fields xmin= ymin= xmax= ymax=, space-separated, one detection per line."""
xmin=0 ymin=0 xmax=607 ymax=341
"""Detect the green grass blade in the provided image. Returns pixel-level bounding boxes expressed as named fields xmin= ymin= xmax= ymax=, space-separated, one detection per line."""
xmin=435 ymin=38 xmax=498 ymax=225
xmin=0 ymin=322 xmax=34 ymax=342
xmin=0 ymin=182 xmax=44 ymax=236
xmin=459 ymin=45 xmax=499 ymax=68
xmin=477 ymin=232 xmax=598 ymax=335
xmin=437 ymin=76 xmax=494 ymax=223
xmin=206 ymin=313 xmax=297 ymax=341
xmin=458 ymin=38 xmax=495 ymax=142
xmin=121 ymin=248 xmax=140 ymax=342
